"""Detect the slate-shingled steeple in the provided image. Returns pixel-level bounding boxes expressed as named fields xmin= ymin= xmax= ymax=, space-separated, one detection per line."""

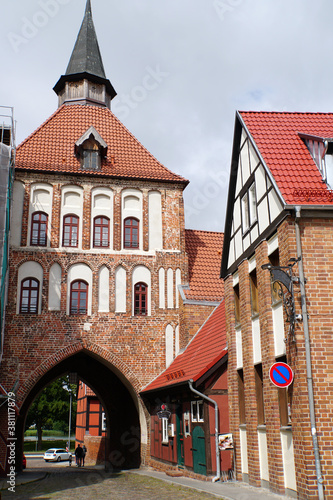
xmin=53 ymin=0 xmax=116 ymax=109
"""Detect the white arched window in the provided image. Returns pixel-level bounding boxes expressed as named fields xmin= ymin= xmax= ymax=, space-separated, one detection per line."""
xmin=28 ymin=183 xmax=53 ymax=247
xmin=159 ymin=268 xmax=165 ymax=309
xmin=60 ymin=185 xmax=83 ymax=249
xmin=122 ymin=189 xmax=143 ymax=251
xmin=49 ymin=263 xmax=62 ymax=311
xmin=115 ymin=266 xmax=126 ymax=313
xmin=91 ymin=187 xmax=113 ymax=249
xmin=67 ymin=263 xmax=92 ymax=315
xmin=167 ymin=268 xmax=174 ymax=309
xmin=148 ymin=190 xmax=162 ymax=250
xmin=98 ymin=265 xmax=109 ymax=312
xmin=132 ymin=265 xmax=151 ymax=316
xmin=17 ymin=261 xmax=43 ymax=314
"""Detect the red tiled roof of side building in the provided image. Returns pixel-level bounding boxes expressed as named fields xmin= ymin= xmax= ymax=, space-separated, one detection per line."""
xmin=15 ymin=104 xmax=188 ymax=185
xmin=184 ymin=229 xmax=224 ymax=302
xmin=240 ymin=111 xmax=333 ymax=206
xmin=141 ymin=300 xmax=227 ymax=393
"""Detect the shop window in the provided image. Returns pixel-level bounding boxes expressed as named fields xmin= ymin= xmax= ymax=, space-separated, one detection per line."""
xmin=124 ymin=217 xmax=139 ymax=248
xmin=20 ymin=278 xmax=39 ymax=314
xmin=30 ymin=211 xmax=48 ymax=246
xmin=63 ymin=215 xmax=79 ymax=247
xmin=134 ymin=282 xmax=147 ymax=316
xmin=93 ymin=216 xmax=109 ymax=248
xmin=191 ymin=400 xmax=204 ymax=423
xmin=70 ymin=280 xmax=88 ymax=315
xmin=254 ymin=364 xmax=265 ymax=425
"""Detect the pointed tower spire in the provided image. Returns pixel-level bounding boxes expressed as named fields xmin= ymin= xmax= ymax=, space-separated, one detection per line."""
xmin=53 ymin=0 xmax=116 ymax=109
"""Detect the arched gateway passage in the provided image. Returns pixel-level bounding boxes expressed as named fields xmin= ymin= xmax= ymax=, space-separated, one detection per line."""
xmin=13 ymin=350 xmax=145 ymax=472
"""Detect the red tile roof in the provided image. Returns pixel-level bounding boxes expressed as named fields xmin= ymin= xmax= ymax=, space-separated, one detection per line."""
xmin=240 ymin=111 xmax=333 ymax=206
xmin=141 ymin=300 xmax=227 ymax=393
xmin=16 ymin=104 xmax=188 ymax=185
xmin=184 ymin=230 xmax=224 ymax=302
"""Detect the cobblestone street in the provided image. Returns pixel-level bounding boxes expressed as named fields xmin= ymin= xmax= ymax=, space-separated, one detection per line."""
xmin=1 ymin=469 xmax=220 ymax=500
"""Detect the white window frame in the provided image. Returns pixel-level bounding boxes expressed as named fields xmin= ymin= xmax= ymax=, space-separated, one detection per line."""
xmin=191 ymin=400 xmax=204 ymax=423
xmin=161 ymin=418 xmax=169 ymax=444
xmin=248 ymin=182 xmax=257 ymax=225
xmin=241 ymin=182 xmax=257 ymax=233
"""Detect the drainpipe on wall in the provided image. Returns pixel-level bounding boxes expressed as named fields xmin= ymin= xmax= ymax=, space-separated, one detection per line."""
xmin=294 ymin=206 xmax=325 ymax=500
xmin=188 ymin=379 xmax=220 ymax=482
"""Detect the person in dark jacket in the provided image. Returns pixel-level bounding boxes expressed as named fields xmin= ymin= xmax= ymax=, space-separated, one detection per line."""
xmin=82 ymin=445 xmax=87 ymax=467
xmin=75 ymin=444 xmax=83 ymax=466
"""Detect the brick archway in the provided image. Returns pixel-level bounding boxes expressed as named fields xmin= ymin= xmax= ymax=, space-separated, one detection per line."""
xmin=1 ymin=343 xmax=148 ymax=476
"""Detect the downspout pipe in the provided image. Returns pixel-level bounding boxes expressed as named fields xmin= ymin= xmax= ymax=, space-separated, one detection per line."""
xmin=295 ymin=206 xmax=325 ymax=500
xmin=188 ymin=379 xmax=220 ymax=482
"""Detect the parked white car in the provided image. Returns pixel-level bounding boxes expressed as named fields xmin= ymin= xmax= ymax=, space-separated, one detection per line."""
xmin=43 ymin=448 xmax=71 ymax=462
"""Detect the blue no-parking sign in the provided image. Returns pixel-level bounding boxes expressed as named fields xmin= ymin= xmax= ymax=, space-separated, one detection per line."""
xmin=269 ymin=362 xmax=293 ymax=388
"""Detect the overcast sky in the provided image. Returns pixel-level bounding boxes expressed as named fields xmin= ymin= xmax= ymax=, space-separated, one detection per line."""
xmin=1 ymin=0 xmax=332 ymax=232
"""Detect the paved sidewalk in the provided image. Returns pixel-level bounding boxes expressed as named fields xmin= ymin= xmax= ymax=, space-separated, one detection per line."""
xmin=134 ymin=468 xmax=293 ymax=500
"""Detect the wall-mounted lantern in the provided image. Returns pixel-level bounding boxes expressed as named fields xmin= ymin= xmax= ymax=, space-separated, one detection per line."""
xmin=261 ymin=258 xmax=301 ymax=341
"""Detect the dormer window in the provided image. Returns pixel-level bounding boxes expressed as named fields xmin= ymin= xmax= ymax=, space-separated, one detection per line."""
xmin=75 ymin=126 xmax=108 ymax=172
xmin=300 ymin=133 xmax=333 ymax=187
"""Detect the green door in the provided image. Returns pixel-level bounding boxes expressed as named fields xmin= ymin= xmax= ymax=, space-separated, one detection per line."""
xmin=192 ymin=426 xmax=206 ymax=475
xmin=176 ymin=406 xmax=184 ymax=467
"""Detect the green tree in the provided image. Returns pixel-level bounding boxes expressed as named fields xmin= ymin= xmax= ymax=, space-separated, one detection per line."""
xmin=25 ymin=376 xmax=76 ymax=450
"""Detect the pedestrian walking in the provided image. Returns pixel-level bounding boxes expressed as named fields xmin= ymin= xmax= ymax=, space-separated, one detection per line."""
xmin=75 ymin=444 xmax=83 ymax=467
xmin=82 ymin=445 xmax=87 ymax=467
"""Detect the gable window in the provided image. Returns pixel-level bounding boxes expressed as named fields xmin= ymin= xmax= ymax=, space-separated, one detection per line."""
xmin=20 ymin=278 xmax=39 ymax=314
xmin=124 ymin=217 xmax=139 ymax=249
xmin=30 ymin=211 xmax=48 ymax=246
xmin=241 ymin=182 xmax=257 ymax=233
xmin=82 ymin=148 xmax=100 ymax=170
xmin=63 ymin=215 xmax=79 ymax=247
xmin=75 ymin=127 xmax=107 ymax=172
xmin=93 ymin=216 xmax=109 ymax=248
xmin=70 ymin=280 xmax=88 ymax=315
xmin=191 ymin=400 xmax=204 ymax=423
xmin=134 ymin=282 xmax=147 ymax=316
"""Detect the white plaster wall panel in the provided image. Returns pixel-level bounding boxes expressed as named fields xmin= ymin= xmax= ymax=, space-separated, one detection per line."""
xmin=240 ymin=128 xmax=248 ymax=148
xmin=158 ymin=268 xmax=165 ymax=309
xmin=240 ymin=141 xmax=250 ymax=182
xmin=257 ymin=198 xmax=270 ymax=234
xmin=167 ymin=268 xmax=174 ymax=309
xmin=175 ymin=268 xmax=181 ymax=308
xmin=61 ymin=185 xmax=83 ymax=249
xmin=250 ymin=224 xmax=259 ymax=245
xmin=243 ymin=233 xmax=250 ymax=252
xmin=28 ymin=183 xmax=53 ymax=247
xmin=165 ymin=324 xmax=174 ymax=367
xmin=267 ymin=233 xmax=279 ymax=255
xmin=234 ymin=229 xmax=243 ymax=260
xmin=240 ymin=427 xmax=249 ymax=474
xmin=115 ymin=266 xmax=126 ymax=313
xmin=254 ymin=164 xmax=266 ymax=201
xmin=17 ymin=261 xmax=43 ymax=314
xmin=248 ymin=258 xmax=256 ymax=273
xmin=132 ymin=265 xmax=151 ymax=316
xmin=252 ymin=316 xmax=261 ymax=364
xmin=48 ymin=263 xmax=61 ymax=311
xmin=91 ymin=187 xmax=113 ymax=248
xmin=249 ymin=141 xmax=260 ymax=173
xmin=233 ymin=197 xmax=241 ymax=231
xmin=148 ymin=191 xmax=162 ymax=250
xmin=272 ymin=302 xmax=286 ymax=357
xmin=10 ymin=181 xmax=25 ymax=246
xmin=268 ymin=189 xmax=283 ymax=221
xmin=122 ymin=188 xmax=143 ymax=250
xmin=236 ymin=327 xmax=243 ymax=369
xmin=228 ymin=237 xmax=235 ymax=269
xmin=67 ymin=263 xmax=92 ymax=315
xmin=258 ymin=429 xmax=269 ymax=482
xmin=175 ymin=325 xmax=180 ymax=356
xmin=235 ymin=165 xmax=243 ymax=196
xmin=233 ymin=273 xmax=239 ymax=286
xmin=280 ymin=430 xmax=297 ymax=492
xmin=98 ymin=265 xmax=109 ymax=312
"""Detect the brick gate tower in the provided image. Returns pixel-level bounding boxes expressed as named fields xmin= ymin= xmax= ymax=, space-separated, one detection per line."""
xmin=0 ymin=0 xmax=195 ymax=475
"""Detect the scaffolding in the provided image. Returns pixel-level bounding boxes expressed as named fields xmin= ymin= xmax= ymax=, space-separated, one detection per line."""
xmin=0 ymin=106 xmax=15 ymax=363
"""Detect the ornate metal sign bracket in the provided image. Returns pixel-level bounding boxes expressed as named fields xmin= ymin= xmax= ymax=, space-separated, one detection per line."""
xmin=262 ymin=257 xmax=301 ymax=342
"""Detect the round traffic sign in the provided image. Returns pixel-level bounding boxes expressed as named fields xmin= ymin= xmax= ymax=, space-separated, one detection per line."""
xmin=269 ymin=362 xmax=293 ymax=388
